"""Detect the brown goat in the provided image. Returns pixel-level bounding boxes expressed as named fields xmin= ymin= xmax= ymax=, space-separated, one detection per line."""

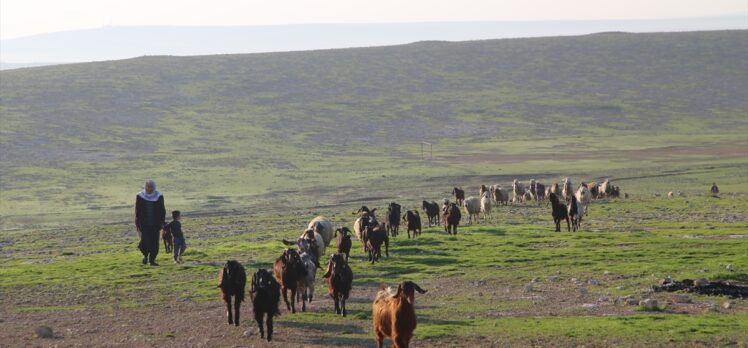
xmin=372 ymin=281 xmax=428 ymax=348
xmin=402 ymin=210 xmax=421 ymax=239
xmin=323 ymin=253 xmax=353 ymax=316
xmin=452 ymin=187 xmax=465 ymax=206
xmin=218 ymin=260 xmax=246 ymax=326
xmin=273 ymin=248 xmax=307 ymax=314
xmin=335 ymin=227 xmax=353 ymax=261
xmin=442 ymin=202 xmax=461 ymax=235
xmin=161 ymin=222 xmax=173 ymax=253
xmin=363 ymin=222 xmax=389 ymax=263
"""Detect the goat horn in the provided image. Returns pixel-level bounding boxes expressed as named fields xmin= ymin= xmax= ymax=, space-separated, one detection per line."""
xmin=413 ymin=283 xmax=428 ymax=294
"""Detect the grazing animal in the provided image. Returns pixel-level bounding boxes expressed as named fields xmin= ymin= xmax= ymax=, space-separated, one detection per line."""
xmin=531 ymin=180 xmax=546 ymax=206
xmin=479 ymin=184 xmax=489 ymax=198
xmin=308 ymin=216 xmax=334 ymax=247
xmin=355 ymin=209 xmax=379 ymax=252
xmin=402 ymin=210 xmax=422 ymax=239
xmin=562 ymin=177 xmax=573 ymax=203
xmin=161 ymin=222 xmax=174 ymax=254
xmin=421 ymin=200 xmax=440 ymax=227
xmin=386 ymin=202 xmax=402 ymax=238
xmin=443 ymin=202 xmax=462 ymax=235
xmin=480 ymin=191 xmax=493 ymax=222
xmin=372 ymin=281 xmax=428 ymax=348
xmin=668 ymin=191 xmax=674 ymax=198
xmin=711 ymin=183 xmax=720 ymax=196
xmin=549 ymin=182 xmax=561 ymax=196
xmin=568 ymin=195 xmax=583 ymax=232
xmin=296 ymin=252 xmax=317 ymax=312
xmin=452 ymin=187 xmax=465 ymax=206
xmin=463 ymin=196 xmax=481 ymax=224
xmin=493 ymin=186 xmax=509 ymax=206
xmin=250 ymin=269 xmax=280 ymax=341
xmin=335 ymin=227 xmax=353 ymax=261
xmin=273 ymin=248 xmax=308 ymax=314
xmin=588 ymin=182 xmax=600 ymax=199
xmin=610 ymin=185 xmax=621 ymax=198
xmin=600 ymin=179 xmax=611 ymax=198
xmin=218 ymin=260 xmax=247 ymax=326
xmin=282 ymin=229 xmax=324 ymax=268
xmin=575 ymin=184 xmax=592 ymax=216
xmin=363 ymin=222 xmax=389 ymax=263
xmin=323 ymin=253 xmax=353 ymax=316
xmin=512 ymin=179 xmax=526 ymax=204
xmin=354 ymin=205 xmax=372 ymax=216
xmin=549 ymin=193 xmax=571 ymax=232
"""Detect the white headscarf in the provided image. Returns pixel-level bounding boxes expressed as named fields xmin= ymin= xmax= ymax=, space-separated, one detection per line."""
xmin=137 ymin=179 xmax=162 ymax=202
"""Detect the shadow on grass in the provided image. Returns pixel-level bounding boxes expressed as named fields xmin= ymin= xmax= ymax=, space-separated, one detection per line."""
xmin=282 ymin=320 xmax=366 ymax=334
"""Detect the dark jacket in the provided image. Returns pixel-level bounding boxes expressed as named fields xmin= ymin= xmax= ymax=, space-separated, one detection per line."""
xmin=135 ymin=195 xmax=166 ymax=232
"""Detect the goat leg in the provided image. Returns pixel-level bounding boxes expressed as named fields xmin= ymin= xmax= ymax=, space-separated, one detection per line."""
xmin=226 ymin=299 xmax=233 ymax=325
xmin=255 ymin=312 xmax=264 ymax=339
xmin=282 ymin=287 xmax=291 ymax=311
xmin=233 ymin=299 xmax=241 ymax=326
xmin=266 ymin=315 xmax=273 ymax=342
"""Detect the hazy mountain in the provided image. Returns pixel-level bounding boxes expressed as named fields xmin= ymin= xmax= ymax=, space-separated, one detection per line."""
xmin=1 ymin=16 xmax=746 ymax=67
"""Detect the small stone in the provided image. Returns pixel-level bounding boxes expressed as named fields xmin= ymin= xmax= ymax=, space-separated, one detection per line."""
xmin=673 ymin=295 xmax=692 ymax=304
xmin=616 ymin=286 xmax=625 ymax=290
xmin=582 ymin=303 xmax=597 ymax=308
xmin=547 ymin=276 xmax=559 ymax=282
xmin=35 ymin=326 xmax=54 ymax=338
xmin=598 ymin=296 xmax=609 ymax=303
xmin=640 ymin=299 xmax=658 ymax=311
xmin=694 ymin=278 xmax=709 ymax=287
xmin=603 ymin=271 xmax=612 ymax=276
xmin=570 ymin=278 xmax=578 ymax=283
xmin=243 ymin=329 xmax=253 ymax=337
xmin=588 ymin=279 xmax=601 ymax=286
xmin=725 ymin=264 xmax=733 ymax=271
xmin=578 ymin=287 xmax=588 ymax=295
xmin=626 ymin=298 xmax=639 ymax=306
xmin=524 ymin=283 xmax=534 ymax=293
xmin=723 ymin=302 xmax=733 ymax=309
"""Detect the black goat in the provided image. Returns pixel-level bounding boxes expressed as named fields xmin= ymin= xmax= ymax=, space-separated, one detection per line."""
xmin=549 ymin=193 xmax=571 ymax=232
xmin=422 ymin=200 xmax=440 ymax=227
xmin=218 ymin=260 xmax=246 ymax=326
xmin=386 ymin=202 xmax=402 ymax=238
xmin=323 ymin=253 xmax=353 ymax=316
xmin=250 ymin=268 xmax=280 ymax=341
xmin=335 ymin=227 xmax=352 ymax=261
xmin=403 ymin=210 xmax=421 ymax=239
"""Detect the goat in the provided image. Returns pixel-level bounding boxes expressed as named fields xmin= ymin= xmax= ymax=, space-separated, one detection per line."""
xmin=452 ymin=187 xmax=465 ymax=206
xmin=479 ymin=184 xmax=489 ymax=198
xmin=568 ymin=195 xmax=583 ymax=232
xmin=161 ymin=222 xmax=173 ymax=254
xmin=480 ymin=191 xmax=493 ymax=222
xmin=218 ymin=260 xmax=246 ymax=326
xmin=282 ymin=229 xmax=323 ymax=268
xmin=588 ymin=182 xmax=600 ymax=199
xmin=308 ymin=216 xmax=334 ymax=247
xmin=354 ymin=205 xmax=371 ymax=216
xmin=463 ymin=196 xmax=481 ymax=224
xmin=512 ymin=179 xmax=526 ymax=204
xmin=335 ymin=227 xmax=352 ymax=261
xmin=296 ymin=252 xmax=317 ymax=312
xmin=443 ymin=202 xmax=461 ymax=235
xmin=711 ymin=182 xmax=720 ymax=197
xmin=372 ymin=281 xmax=427 ymax=348
xmin=421 ymin=200 xmax=440 ymax=227
xmin=323 ymin=253 xmax=353 ymax=316
xmin=363 ymin=222 xmax=389 ymax=263
xmin=600 ymin=179 xmax=611 ymax=198
xmin=250 ymin=268 xmax=280 ymax=341
xmin=273 ymin=248 xmax=307 ymax=314
xmin=402 ymin=210 xmax=422 ymax=239
xmin=355 ymin=209 xmax=379 ymax=252
xmin=531 ymin=180 xmax=546 ymax=206
xmin=549 ymin=193 xmax=570 ymax=232
xmin=562 ymin=177 xmax=573 ymax=203
xmin=386 ymin=202 xmax=402 ymax=238
xmin=575 ymin=184 xmax=592 ymax=216
xmin=493 ymin=186 xmax=509 ymax=206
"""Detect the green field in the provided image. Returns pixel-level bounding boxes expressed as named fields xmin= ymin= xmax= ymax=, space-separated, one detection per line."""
xmin=1 ymin=30 xmax=747 ymax=346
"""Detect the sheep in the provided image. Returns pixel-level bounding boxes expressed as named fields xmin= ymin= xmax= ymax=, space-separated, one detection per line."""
xmin=452 ymin=187 xmax=465 ymax=206
xmin=372 ymin=281 xmax=428 ymax=348
xmin=296 ymin=251 xmax=317 ymax=312
xmin=282 ymin=229 xmax=324 ymax=268
xmin=600 ymin=179 xmax=611 ymax=198
xmin=479 ymin=184 xmax=489 ymax=198
xmin=562 ymin=177 xmax=573 ymax=203
xmin=421 ymin=200 xmax=440 ymax=227
xmin=549 ymin=193 xmax=570 ymax=232
xmin=668 ymin=191 xmax=674 ymax=198
xmin=523 ymin=191 xmax=533 ymax=203
xmin=678 ymin=190 xmax=686 ymax=197
xmin=610 ymin=185 xmax=621 ymax=198
xmin=575 ymin=184 xmax=592 ymax=216
xmin=568 ymin=195 xmax=583 ymax=232
xmin=250 ymin=268 xmax=280 ymax=342
xmin=218 ymin=260 xmax=247 ymax=326
xmin=402 ymin=210 xmax=421 ymax=239
xmin=492 ymin=186 xmax=509 ymax=206
xmin=335 ymin=227 xmax=352 ymax=262
xmin=308 ymin=216 xmax=334 ymax=247
xmin=480 ymin=191 xmax=493 ymax=222
xmin=273 ymin=248 xmax=307 ymax=314
xmin=386 ymin=202 xmax=402 ymax=238
xmin=711 ymin=183 xmax=720 ymax=197
xmin=442 ymin=201 xmax=461 ymax=235
xmin=549 ymin=182 xmax=561 ymax=196
xmin=363 ymin=222 xmax=389 ymax=263
xmin=588 ymin=182 xmax=600 ymax=199
xmin=463 ymin=196 xmax=481 ymax=224
xmin=323 ymin=253 xmax=353 ymax=316
xmin=512 ymin=179 xmax=526 ymax=204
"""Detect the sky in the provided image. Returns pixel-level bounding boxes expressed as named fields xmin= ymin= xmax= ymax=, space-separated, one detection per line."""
xmin=2 ymin=0 xmax=746 ymax=40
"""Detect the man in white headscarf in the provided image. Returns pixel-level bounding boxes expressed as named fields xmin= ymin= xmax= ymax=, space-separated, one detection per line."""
xmin=135 ymin=179 xmax=166 ymax=265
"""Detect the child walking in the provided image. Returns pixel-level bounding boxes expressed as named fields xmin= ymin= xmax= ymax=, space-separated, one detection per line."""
xmin=170 ymin=210 xmax=187 ymax=264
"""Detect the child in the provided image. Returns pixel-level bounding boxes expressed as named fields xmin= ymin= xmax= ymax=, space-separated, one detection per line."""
xmin=170 ymin=210 xmax=187 ymax=264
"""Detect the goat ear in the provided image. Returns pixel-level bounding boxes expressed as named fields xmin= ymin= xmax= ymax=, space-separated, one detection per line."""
xmin=413 ymin=283 xmax=428 ymax=294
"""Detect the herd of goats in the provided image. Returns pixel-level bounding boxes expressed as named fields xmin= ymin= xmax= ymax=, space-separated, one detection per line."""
xmin=214 ymin=177 xmax=624 ymax=347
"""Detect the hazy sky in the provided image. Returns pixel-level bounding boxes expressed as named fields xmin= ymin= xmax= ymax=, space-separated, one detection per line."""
xmin=2 ymin=0 xmax=746 ymax=40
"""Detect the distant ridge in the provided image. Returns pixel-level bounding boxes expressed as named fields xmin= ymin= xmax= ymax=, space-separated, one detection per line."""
xmin=1 ymin=15 xmax=746 ymax=67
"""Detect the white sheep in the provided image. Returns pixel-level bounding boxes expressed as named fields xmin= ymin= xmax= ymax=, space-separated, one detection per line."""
xmin=480 ymin=191 xmax=493 ymax=222
xmin=575 ymin=185 xmax=592 ymax=216
xmin=308 ymin=216 xmax=334 ymax=247
xmin=463 ymin=196 xmax=481 ymax=224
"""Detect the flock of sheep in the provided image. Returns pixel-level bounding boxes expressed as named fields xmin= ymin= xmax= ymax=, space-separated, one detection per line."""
xmin=214 ymin=177 xmax=627 ymax=347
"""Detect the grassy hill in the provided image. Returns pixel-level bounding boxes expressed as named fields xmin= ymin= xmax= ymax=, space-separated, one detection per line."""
xmin=1 ymin=30 xmax=747 ymax=228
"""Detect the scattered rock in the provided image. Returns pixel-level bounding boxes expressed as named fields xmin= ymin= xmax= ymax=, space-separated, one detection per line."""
xmin=603 ymin=271 xmax=613 ymax=276
xmin=672 ymin=295 xmax=692 ymax=304
xmin=547 ymin=276 xmax=560 ymax=282
xmin=524 ymin=282 xmax=534 ymax=293
xmin=626 ymin=297 xmax=639 ymax=306
xmin=616 ymin=286 xmax=625 ymax=290
xmin=598 ymin=296 xmax=609 ymax=303
xmin=723 ymin=302 xmax=733 ymax=309
xmin=35 ymin=326 xmax=54 ymax=338
xmin=578 ymin=288 xmax=588 ymax=295
xmin=640 ymin=299 xmax=659 ymax=311
xmin=243 ymin=329 xmax=254 ymax=337
xmin=694 ymin=278 xmax=710 ymax=287
xmin=588 ymin=279 xmax=601 ymax=286
xmin=582 ymin=303 xmax=597 ymax=309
